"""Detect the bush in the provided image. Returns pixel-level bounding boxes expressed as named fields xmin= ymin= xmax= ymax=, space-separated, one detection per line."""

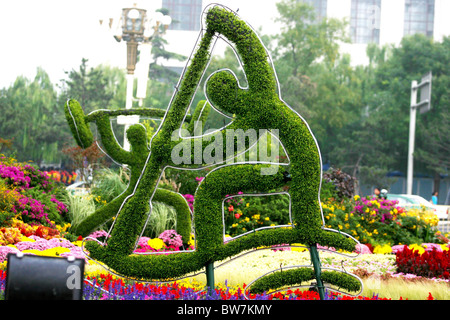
xmin=0 ymin=154 xmax=69 ymax=227
xmin=321 ymin=168 xmax=356 ymax=202
xmin=323 ymin=195 xmax=442 ymax=246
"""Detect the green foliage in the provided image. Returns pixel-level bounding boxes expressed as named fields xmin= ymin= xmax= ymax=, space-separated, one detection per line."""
xmin=321 ymin=167 xmax=356 ymax=201
xmin=249 ymin=268 xmax=361 ymax=294
xmin=81 ymin=7 xmax=356 ymax=290
xmin=64 ymin=98 xmax=195 ymax=244
xmin=322 ymin=196 xmax=441 ymax=246
xmin=91 ymin=168 xmax=128 ymax=203
xmin=142 ymin=202 xmax=177 ymax=239
xmin=60 ymin=58 xmax=114 ymax=114
xmin=63 ymin=193 xmax=96 ymax=230
xmin=223 ymin=193 xmax=290 ymax=237
xmin=0 ymin=68 xmax=68 ymax=165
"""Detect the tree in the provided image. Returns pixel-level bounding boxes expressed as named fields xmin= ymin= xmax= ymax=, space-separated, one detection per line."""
xmin=369 ymin=35 xmax=449 ymax=190
xmin=271 ymin=0 xmax=355 ymax=146
xmin=0 ymin=68 xmax=68 ymax=165
xmin=59 ymin=58 xmax=113 ymax=114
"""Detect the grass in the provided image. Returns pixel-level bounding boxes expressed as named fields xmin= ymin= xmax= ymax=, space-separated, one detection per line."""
xmin=63 ymin=193 xmax=96 ymax=229
xmin=143 ymin=202 xmax=177 ymax=239
xmin=361 ymin=277 xmax=449 ymax=300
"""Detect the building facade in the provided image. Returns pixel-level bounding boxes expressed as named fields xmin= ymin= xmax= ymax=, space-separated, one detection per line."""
xmin=153 ymin=0 xmax=449 ymax=67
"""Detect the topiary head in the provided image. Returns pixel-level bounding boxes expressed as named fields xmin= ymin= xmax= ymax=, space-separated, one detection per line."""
xmin=206 ymin=70 xmax=247 ymax=116
xmin=64 ymin=99 xmax=94 ymax=149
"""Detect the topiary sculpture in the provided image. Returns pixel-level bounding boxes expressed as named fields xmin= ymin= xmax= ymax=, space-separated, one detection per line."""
xmin=64 ymin=4 xmax=361 ymax=299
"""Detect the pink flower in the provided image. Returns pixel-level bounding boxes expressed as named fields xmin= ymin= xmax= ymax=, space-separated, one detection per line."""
xmin=158 ymin=230 xmax=183 ymax=249
xmin=355 ymin=244 xmax=372 ymax=254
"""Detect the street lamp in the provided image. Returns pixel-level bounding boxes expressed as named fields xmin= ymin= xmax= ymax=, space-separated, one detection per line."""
xmin=110 ymin=5 xmax=172 ymax=151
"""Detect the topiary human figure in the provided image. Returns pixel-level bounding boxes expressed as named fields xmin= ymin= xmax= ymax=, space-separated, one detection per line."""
xmin=69 ymin=5 xmax=361 ymax=297
xmin=64 ymin=99 xmax=203 ymax=246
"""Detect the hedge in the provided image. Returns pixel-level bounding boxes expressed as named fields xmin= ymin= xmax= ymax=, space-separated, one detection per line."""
xmin=64 ymin=5 xmax=358 ymax=292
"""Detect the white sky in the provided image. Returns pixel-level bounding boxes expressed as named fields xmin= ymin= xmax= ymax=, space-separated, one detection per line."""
xmin=0 ymin=0 xmax=278 ymax=90
xmin=1 ymin=0 xmax=448 ymax=90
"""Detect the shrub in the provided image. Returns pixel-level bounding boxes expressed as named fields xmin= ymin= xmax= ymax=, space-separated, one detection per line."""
xmin=69 ymin=6 xmax=358 ymax=297
xmin=321 ymin=168 xmax=356 ymax=201
xmin=0 ymin=155 xmax=69 ymax=227
xmin=323 ymin=195 xmax=441 ymax=246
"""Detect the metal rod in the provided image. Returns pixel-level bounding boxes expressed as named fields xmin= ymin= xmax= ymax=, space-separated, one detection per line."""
xmin=205 ymin=262 xmax=215 ymax=294
xmin=309 ymin=244 xmax=325 ymax=300
xmin=407 ymin=80 xmax=418 ymax=195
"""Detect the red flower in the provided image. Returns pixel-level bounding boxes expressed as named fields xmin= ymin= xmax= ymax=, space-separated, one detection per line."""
xmin=228 ymin=205 xmax=234 ymax=212
xmin=235 ymin=213 xmax=241 ymax=219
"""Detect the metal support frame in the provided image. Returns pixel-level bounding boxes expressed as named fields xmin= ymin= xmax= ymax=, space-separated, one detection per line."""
xmin=309 ymin=244 xmax=325 ymax=300
xmin=206 ymin=262 xmax=215 ymax=294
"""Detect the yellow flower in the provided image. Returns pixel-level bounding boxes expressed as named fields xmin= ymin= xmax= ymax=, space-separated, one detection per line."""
xmin=354 ymin=195 xmax=360 ymax=201
xmin=246 ymin=203 xmax=250 ymax=207
xmin=373 ymin=244 xmax=392 ymax=254
xmin=147 ymin=238 xmax=165 ymax=250
xmin=72 ymin=240 xmax=83 ymax=247
xmin=20 ymin=235 xmax=35 ymax=242
xmin=244 ymin=217 xmax=250 ymax=222
xmin=409 ymin=244 xmax=425 ymax=255
xmin=22 ymin=247 xmax=71 ymax=257
xmin=265 ymin=217 xmax=270 ymax=221
xmin=291 ymin=243 xmax=307 ymax=252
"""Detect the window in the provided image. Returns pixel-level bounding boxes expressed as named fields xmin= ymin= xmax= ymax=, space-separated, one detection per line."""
xmin=404 ymin=0 xmax=435 ymax=37
xmin=350 ymin=0 xmax=381 ymax=44
xmin=298 ymin=0 xmax=328 ymax=22
xmin=162 ymin=0 xmax=202 ymax=31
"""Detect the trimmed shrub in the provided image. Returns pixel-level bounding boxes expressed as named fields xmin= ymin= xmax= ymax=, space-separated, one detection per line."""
xmin=65 ymin=6 xmax=357 ymax=294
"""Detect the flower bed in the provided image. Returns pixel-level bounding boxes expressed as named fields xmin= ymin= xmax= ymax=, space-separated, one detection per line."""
xmin=323 ymin=195 xmax=442 ymax=246
xmin=0 ymin=155 xmax=69 ymax=228
xmin=395 ymin=245 xmax=450 ymax=280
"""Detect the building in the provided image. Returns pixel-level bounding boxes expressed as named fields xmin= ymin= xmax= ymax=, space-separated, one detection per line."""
xmin=136 ymin=0 xmax=449 ymax=201
xmin=326 ymin=0 xmax=450 ymax=65
xmin=154 ymin=0 xmax=450 ymax=67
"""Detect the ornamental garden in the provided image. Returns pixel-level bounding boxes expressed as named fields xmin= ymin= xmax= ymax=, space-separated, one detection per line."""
xmin=0 ymin=5 xmax=448 ymax=301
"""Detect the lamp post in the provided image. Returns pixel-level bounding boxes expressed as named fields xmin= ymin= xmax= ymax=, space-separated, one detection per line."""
xmin=111 ymin=5 xmax=171 ymax=151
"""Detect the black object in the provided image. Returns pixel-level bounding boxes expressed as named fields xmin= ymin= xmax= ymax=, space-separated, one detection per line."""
xmin=5 ymin=253 xmax=85 ymax=300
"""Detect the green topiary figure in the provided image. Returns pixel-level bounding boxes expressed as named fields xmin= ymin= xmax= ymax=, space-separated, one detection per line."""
xmin=65 ymin=5 xmax=361 ymax=298
xmin=64 ymin=99 xmax=196 ymax=246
